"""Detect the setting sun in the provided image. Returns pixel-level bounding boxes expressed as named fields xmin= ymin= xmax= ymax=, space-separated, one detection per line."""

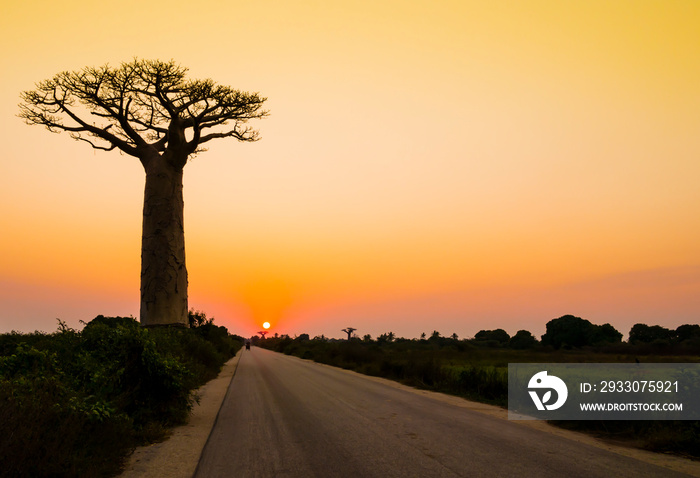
xmin=262 ymin=322 xmax=271 ymax=330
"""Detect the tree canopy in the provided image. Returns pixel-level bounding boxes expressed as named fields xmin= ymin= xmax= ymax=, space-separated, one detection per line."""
xmin=508 ymin=330 xmax=538 ymax=349
xmin=19 ymin=59 xmax=267 ymax=168
xmin=474 ymin=329 xmax=510 ymax=346
xmin=628 ymin=323 xmax=675 ymax=344
xmin=541 ymin=315 xmax=622 ymax=349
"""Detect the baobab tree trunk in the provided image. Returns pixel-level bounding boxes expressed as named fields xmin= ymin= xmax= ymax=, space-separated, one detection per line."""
xmin=139 ymin=153 xmax=188 ymax=327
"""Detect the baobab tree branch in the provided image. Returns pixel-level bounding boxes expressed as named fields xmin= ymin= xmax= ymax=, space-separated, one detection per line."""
xmin=72 ymin=134 xmax=119 ymax=151
xmin=54 ymin=100 xmax=138 ymax=155
xmin=21 ymin=89 xmax=138 ymax=155
xmin=20 ymin=77 xmax=137 ymax=155
xmin=197 ymin=125 xmax=259 ymax=144
xmin=123 ymin=112 xmax=169 ymax=135
xmin=118 ymin=97 xmax=150 ymax=148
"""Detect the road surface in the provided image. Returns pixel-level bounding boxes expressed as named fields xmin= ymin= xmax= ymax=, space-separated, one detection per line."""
xmin=195 ymin=347 xmax=693 ymax=478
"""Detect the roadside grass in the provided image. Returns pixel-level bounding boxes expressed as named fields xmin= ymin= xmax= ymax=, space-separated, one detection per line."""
xmin=257 ymin=336 xmax=700 ymax=458
xmin=0 ymin=315 xmax=242 ymax=478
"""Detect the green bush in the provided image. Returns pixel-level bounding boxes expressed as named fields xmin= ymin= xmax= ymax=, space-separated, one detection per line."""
xmin=0 ymin=314 xmax=241 ymax=477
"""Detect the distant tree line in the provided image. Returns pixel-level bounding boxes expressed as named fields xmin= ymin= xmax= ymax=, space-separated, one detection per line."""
xmin=256 ymin=314 xmax=700 ymax=352
xmin=467 ymin=315 xmax=699 ymax=350
xmin=537 ymin=315 xmax=699 ymax=350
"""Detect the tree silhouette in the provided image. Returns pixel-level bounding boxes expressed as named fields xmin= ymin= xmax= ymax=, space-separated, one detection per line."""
xmin=377 ymin=331 xmax=395 ymax=344
xmin=628 ymin=323 xmax=674 ymax=344
xmin=541 ymin=315 xmax=622 ymax=349
xmin=509 ymin=330 xmax=538 ymax=349
xmin=341 ymin=327 xmax=357 ymax=340
xmin=19 ymin=59 xmax=268 ymax=327
xmin=257 ymin=331 xmax=268 ymax=339
xmin=474 ymin=329 xmax=510 ymax=346
xmin=676 ymin=324 xmax=700 ymax=343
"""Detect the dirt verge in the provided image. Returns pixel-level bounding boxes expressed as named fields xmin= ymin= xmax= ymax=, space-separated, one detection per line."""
xmin=119 ymin=350 xmax=242 ymax=477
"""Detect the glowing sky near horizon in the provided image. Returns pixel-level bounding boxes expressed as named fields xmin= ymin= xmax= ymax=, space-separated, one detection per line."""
xmin=1 ymin=0 xmax=699 ymax=339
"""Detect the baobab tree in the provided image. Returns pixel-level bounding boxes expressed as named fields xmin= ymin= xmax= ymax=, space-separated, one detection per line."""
xmin=341 ymin=327 xmax=356 ymax=340
xmin=19 ymin=59 xmax=268 ymax=327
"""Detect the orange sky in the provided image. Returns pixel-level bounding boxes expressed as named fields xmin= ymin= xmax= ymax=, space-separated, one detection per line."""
xmin=1 ymin=0 xmax=699 ymax=339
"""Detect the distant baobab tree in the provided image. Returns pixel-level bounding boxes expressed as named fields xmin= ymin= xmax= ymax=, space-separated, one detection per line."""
xmin=19 ymin=59 xmax=268 ymax=327
xmin=342 ymin=327 xmax=357 ymax=340
xmin=258 ymin=331 xmax=269 ymax=339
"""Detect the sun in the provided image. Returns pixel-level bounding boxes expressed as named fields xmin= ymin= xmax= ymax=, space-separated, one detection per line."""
xmin=262 ymin=322 xmax=271 ymax=330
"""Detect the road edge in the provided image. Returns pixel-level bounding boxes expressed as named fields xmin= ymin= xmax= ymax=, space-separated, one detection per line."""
xmin=119 ymin=348 xmax=243 ymax=478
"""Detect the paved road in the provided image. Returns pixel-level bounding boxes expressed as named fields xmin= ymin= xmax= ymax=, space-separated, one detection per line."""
xmin=195 ymin=348 xmax=692 ymax=478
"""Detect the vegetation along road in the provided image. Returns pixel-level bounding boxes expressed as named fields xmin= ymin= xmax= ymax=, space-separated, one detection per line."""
xmin=194 ymin=347 xmax=694 ymax=478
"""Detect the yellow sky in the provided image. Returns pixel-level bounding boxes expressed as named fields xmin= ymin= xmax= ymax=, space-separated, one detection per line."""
xmin=1 ymin=0 xmax=699 ymax=338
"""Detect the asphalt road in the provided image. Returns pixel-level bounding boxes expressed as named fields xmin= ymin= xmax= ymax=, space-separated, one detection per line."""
xmin=194 ymin=347 xmax=693 ymax=478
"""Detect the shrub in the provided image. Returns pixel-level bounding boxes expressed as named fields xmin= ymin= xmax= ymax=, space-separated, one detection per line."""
xmin=0 ymin=314 xmax=241 ymax=477
xmin=0 ymin=343 xmax=132 ymax=477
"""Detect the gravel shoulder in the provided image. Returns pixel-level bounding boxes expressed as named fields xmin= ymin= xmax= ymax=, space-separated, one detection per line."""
xmin=119 ymin=350 xmax=243 ymax=478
